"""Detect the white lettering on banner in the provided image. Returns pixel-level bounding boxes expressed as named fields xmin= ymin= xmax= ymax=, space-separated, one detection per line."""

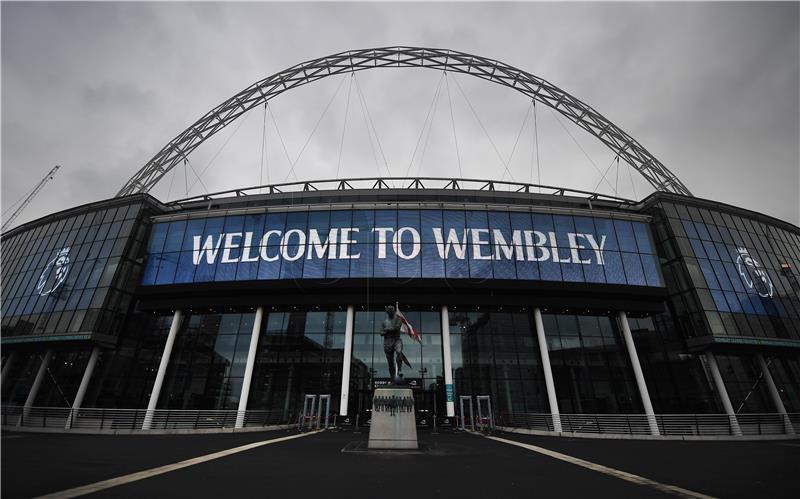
xmin=339 ymin=228 xmax=359 ymax=259
xmin=584 ymin=234 xmax=607 ymax=264
xmin=241 ymin=233 xmax=259 ymax=262
xmin=549 ymin=232 xmax=572 ymax=263
xmin=193 ymin=235 xmax=224 ymax=265
xmin=471 ymin=229 xmax=492 ymax=260
xmin=493 ymin=229 xmax=524 ymax=261
xmin=307 ymin=228 xmax=338 ymax=260
xmin=526 ymin=230 xmax=550 ymax=262
xmin=280 ymin=229 xmax=306 ymax=261
xmin=393 ymin=227 xmax=421 ymax=260
xmin=432 ymin=228 xmax=468 ymax=259
xmin=185 ymin=227 xmax=610 ymax=266
xmin=221 ymin=233 xmax=243 ymax=263
xmin=259 ymin=230 xmax=281 ymax=262
xmin=568 ymin=233 xmax=592 ymax=265
xmin=373 ymin=228 xmax=393 ymax=258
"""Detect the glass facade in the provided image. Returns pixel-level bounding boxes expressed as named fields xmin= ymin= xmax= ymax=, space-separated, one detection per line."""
xmin=649 ymin=199 xmax=800 ymax=340
xmin=2 ymin=191 xmax=799 ymax=421
xmin=249 ymin=309 xmax=346 ymax=419
xmin=0 ymin=199 xmax=153 ymax=339
xmin=448 ymin=309 xmax=548 ymax=419
xmin=141 ymin=209 xmax=662 ymax=287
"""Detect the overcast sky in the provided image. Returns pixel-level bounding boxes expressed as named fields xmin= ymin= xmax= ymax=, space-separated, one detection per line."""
xmin=2 ymin=1 xmax=798 ymax=229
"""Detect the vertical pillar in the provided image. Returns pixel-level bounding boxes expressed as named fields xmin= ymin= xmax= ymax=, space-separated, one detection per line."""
xmin=66 ymin=346 xmax=101 ymax=428
xmin=235 ymin=306 xmax=264 ymax=429
xmin=142 ymin=309 xmax=182 ymax=430
xmin=705 ymin=351 xmax=742 ymax=436
xmin=618 ymin=311 xmax=660 ymax=436
xmin=441 ymin=305 xmax=455 ymax=417
xmin=339 ymin=305 xmax=355 ymax=416
xmin=20 ymin=349 xmax=53 ymax=423
xmin=533 ymin=307 xmax=562 ymax=433
xmin=756 ymin=354 xmax=794 ymax=435
xmin=1 ymin=351 xmax=18 ymax=387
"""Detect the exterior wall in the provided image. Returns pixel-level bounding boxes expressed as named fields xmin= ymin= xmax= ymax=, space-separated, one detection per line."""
xmin=2 ymin=190 xmax=799 ymax=420
xmin=1 ymin=196 xmax=160 ymax=342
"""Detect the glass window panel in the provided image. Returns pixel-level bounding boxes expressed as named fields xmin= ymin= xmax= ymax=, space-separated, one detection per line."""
xmin=349 ymin=210 xmax=374 ymax=278
xmin=326 ymin=210 xmax=352 ymax=278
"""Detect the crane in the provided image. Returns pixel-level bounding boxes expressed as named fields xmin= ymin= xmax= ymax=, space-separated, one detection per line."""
xmin=2 ymin=165 xmax=61 ymax=232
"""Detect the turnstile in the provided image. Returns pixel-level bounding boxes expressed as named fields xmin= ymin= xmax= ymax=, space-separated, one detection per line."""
xmin=299 ymin=394 xmax=332 ymax=430
xmin=458 ymin=395 xmax=494 ymax=432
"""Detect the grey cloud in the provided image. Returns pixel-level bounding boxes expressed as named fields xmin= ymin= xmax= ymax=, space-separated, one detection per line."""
xmin=2 ymin=1 xmax=798 ymax=228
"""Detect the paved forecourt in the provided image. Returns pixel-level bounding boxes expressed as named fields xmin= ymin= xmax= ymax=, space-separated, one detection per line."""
xmin=1 ymin=429 xmax=797 ymax=499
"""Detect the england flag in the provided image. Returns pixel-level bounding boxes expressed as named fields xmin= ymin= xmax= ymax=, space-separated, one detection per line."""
xmin=395 ymin=303 xmax=422 ymax=344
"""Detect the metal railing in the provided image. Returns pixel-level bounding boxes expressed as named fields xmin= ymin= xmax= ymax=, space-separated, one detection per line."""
xmin=2 ymin=406 xmax=288 ymax=431
xmin=500 ymin=412 xmax=799 ymax=437
xmin=170 ymin=176 xmax=638 ymax=206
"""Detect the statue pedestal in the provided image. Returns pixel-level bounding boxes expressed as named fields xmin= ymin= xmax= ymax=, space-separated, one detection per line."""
xmin=368 ymin=387 xmax=418 ymax=450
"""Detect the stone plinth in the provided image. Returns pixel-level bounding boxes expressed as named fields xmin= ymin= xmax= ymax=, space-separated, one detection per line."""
xmin=368 ymin=387 xmax=418 ymax=449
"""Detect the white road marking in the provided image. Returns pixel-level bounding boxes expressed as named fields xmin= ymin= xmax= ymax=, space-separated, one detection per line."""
xmin=35 ymin=431 xmax=319 ymax=499
xmin=485 ymin=434 xmax=717 ymax=499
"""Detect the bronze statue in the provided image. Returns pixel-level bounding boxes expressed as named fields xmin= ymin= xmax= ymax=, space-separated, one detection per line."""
xmin=381 ymin=305 xmax=411 ymax=383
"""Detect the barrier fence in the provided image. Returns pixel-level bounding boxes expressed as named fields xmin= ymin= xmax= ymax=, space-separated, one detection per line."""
xmin=500 ymin=412 xmax=798 ymax=437
xmin=1 ymin=406 xmax=286 ymax=431
xmin=3 ymin=405 xmax=798 ymax=437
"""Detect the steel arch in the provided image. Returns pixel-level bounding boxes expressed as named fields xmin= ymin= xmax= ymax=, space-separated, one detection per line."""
xmin=117 ymin=46 xmax=692 ymax=197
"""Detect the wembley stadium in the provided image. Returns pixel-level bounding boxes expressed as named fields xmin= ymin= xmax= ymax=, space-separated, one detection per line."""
xmin=2 ymin=47 xmax=798 ymax=437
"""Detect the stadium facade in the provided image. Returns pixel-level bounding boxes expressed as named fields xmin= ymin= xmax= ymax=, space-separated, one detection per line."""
xmin=1 ymin=48 xmax=798 ymax=434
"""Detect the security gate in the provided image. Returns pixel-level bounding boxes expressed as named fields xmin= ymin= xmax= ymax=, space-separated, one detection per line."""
xmin=458 ymin=395 xmax=475 ymax=431
xmin=299 ymin=394 xmax=332 ymax=430
xmin=476 ymin=395 xmax=494 ymax=431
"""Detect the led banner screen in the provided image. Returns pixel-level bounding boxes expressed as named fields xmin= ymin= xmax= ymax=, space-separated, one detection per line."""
xmin=681 ymin=219 xmax=783 ymax=317
xmin=141 ymin=209 xmax=663 ymax=287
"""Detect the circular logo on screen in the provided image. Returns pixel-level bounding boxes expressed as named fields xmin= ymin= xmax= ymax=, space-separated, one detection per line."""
xmin=36 ymin=247 xmax=71 ymax=296
xmin=736 ymin=247 xmax=773 ymax=298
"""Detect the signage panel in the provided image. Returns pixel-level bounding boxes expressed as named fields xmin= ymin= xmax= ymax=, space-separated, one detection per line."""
xmin=141 ymin=209 xmax=663 ymax=287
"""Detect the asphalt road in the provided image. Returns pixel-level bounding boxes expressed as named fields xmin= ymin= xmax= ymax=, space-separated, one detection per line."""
xmin=1 ymin=429 xmax=797 ymax=498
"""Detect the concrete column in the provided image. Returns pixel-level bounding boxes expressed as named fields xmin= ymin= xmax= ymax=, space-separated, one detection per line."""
xmin=705 ymin=351 xmax=742 ymax=436
xmin=66 ymin=346 xmax=101 ymax=428
xmin=618 ymin=311 xmax=660 ymax=436
xmin=441 ymin=305 xmax=455 ymax=417
xmin=756 ymin=354 xmax=794 ymax=435
xmin=142 ymin=309 xmax=182 ymax=430
xmin=339 ymin=305 xmax=355 ymax=416
xmin=20 ymin=349 xmax=53 ymax=424
xmin=533 ymin=307 xmax=562 ymax=432
xmin=1 ymin=351 xmax=18 ymax=387
xmin=235 ymin=307 xmax=264 ymax=429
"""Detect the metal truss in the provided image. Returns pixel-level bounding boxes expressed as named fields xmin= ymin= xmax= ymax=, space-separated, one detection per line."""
xmin=117 ymin=46 xmax=692 ymax=198
xmin=170 ymin=176 xmax=637 ymax=207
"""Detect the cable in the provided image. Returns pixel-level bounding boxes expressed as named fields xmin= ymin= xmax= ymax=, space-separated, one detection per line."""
xmin=165 ymin=160 xmax=177 ymax=201
xmin=533 ymin=100 xmax=542 ymax=191
xmin=415 ymin=72 xmax=445 ymax=177
xmin=592 ymin=155 xmax=621 ymax=194
xmin=502 ymin=100 xmax=533 ymax=182
xmin=353 ymin=74 xmax=387 ymax=183
xmin=184 ymin=157 xmax=210 ymax=195
xmin=267 ymin=103 xmax=297 ymax=181
xmin=353 ymin=74 xmax=394 ymax=185
xmin=451 ymin=74 xmax=516 ymax=182
xmin=335 ymin=73 xmax=355 ymax=179
xmin=404 ymin=72 xmax=446 ymax=178
xmin=282 ymin=76 xmax=349 ymax=182
xmin=259 ymin=103 xmax=268 ymax=193
xmin=626 ymin=161 xmax=639 ymax=199
xmin=549 ymin=107 xmax=616 ymax=195
xmin=444 ymin=72 xmax=463 ymax=178
xmin=186 ymin=110 xmax=252 ymax=193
